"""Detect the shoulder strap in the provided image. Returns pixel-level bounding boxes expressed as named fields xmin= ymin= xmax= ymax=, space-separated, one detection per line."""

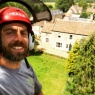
xmin=24 ymin=58 xmax=30 ymax=69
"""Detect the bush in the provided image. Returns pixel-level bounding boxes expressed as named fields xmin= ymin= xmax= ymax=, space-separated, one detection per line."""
xmin=80 ymin=12 xmax=88 ymax=18
xmin=47 ymin=4 xmax=53 ymax=9
xmin=64 ymin=32 xmax=95 ymax=95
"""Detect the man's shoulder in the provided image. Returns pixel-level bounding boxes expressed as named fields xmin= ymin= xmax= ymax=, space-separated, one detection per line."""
xmin=0 ymin=66 xmax=6 ymax=74
xmin=20 ymin=60 xmax=34 ymax=75
xmin=0 ymin=67 xmax=7 ymax=83
xmin=21 ymin=60 xmax=33 ymax=71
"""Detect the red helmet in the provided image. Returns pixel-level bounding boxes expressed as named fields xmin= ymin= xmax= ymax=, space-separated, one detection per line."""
xmin=0 ymin=7 xmax=32 ymax=32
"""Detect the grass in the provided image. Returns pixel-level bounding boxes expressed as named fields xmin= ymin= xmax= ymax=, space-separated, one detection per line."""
xmin=45 ymin=2 xmax=55 ymax=6
xmin=27 ymin=52 xmax=68 ymax=95
xmin=45 ymin=2 xmax=56 ymax=9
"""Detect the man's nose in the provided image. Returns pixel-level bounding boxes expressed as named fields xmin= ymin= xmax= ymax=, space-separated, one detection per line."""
xmin=15 ymin=31 xmax=23 ymax=41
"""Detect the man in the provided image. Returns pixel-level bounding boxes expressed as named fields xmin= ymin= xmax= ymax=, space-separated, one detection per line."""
xmin=0 ymin=7 xmax=43 ymax=95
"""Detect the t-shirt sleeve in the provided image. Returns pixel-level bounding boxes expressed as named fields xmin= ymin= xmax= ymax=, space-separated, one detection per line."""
xmin=30 ymin=66 xmax=42 ymax=95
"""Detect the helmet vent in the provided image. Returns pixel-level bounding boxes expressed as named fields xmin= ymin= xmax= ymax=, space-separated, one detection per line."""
xmin=17 ymin=9 xmax=20 ymax=11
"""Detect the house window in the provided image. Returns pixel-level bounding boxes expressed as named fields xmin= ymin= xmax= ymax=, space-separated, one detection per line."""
xmin=58 ymin=35 xmax=61 ymax=38
xmin=66 ymin=44 xmax=68 ymax=48
xmin=56 ymin=42 xmax=62 ymax=47
xmin=46 ymin=38 xmax=49 ymax=42
xmin=46 ymin=33 xmax=48 ymax=35
xmin=58 ymin=33 xmax=61 ymax=38
xmin=69 ymin=35 xmax=73 ymax=39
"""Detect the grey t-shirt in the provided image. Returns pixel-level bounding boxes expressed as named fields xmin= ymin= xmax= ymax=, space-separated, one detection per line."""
xmin=0 ymin=61 xmax=42 ymax=95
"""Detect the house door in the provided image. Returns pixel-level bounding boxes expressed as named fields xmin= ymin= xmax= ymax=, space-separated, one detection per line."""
xmin=69 ymin=44 xmax=72 ymax=51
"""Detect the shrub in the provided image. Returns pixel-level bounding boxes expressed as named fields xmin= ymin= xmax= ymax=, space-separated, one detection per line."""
xmin=64 ymin=32 xmax=95 ymax=95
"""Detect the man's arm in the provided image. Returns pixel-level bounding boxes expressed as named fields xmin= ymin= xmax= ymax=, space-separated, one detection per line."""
xmin=29 ymin=66 xmax=43 ymax=95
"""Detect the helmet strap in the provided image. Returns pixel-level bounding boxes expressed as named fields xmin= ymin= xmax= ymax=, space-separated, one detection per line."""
xmin=24 ymin=57 xmax=30 ymax=68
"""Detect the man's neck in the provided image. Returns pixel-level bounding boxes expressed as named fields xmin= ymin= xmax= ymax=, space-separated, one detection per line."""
xmin=0 ymin=55 xmax=21 ymax=69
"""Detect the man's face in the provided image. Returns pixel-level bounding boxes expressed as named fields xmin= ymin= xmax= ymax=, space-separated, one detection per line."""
xmin=1 ymin=23 xmax=29 ymax=62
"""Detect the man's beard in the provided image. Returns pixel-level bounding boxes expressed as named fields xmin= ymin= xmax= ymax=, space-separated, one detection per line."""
xmin=2 ymin=41 xmax=28 ymax=62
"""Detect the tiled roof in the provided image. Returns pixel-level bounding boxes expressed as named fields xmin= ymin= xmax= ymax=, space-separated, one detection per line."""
xmin=52 ymin=20 xmax=95 ymax=35
xmin=42 ymin=22 xmax=54 ymax=33
xmin=33 ymin=21 xmax=45 ymax=26
xmin=87 ymin=8 xmax=95 ymax=13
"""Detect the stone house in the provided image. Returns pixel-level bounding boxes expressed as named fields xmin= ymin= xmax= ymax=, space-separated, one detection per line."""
xmin=41 ymin=19 xmax=95 ymax=51
xmin=32 ymin=5 xmax=95 ymax=52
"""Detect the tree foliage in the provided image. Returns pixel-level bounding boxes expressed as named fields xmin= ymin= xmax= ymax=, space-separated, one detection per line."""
xmin=55 ymin=0 xmax=74 ymax=12
xmin=80 ymin=12 xmax=88 ymax=18
xmin=65 ymin=32 xmax=95 ymax=95
xmin=78 ymin=0 xmax=88 ymax=12
xmin=65 ymin=41 xmax=80 ymax=76
xmin=75 ymin=0 xmax=95 ymax=3
xmin=0 ymin=2 xmax=31 ymax=17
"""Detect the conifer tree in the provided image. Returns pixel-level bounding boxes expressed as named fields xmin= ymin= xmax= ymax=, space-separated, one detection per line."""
xmin=65 ymin=32 xmax=95 ymax=95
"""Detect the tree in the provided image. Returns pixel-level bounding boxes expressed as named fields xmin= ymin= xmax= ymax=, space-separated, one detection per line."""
xmin=55 ymin=0 xmax=74 ymax=12
xmin=78 ymin=0 xmax=88 ymax=12
xmin=65 ymin=41 xmax=80 ymax=76
xmin=80 ymin=12 xmax=88 ymax=18
xmin=0 ymin=2 xmax=31 ymax=17
xmin=64 ymin=32 xmax=95 ymax=95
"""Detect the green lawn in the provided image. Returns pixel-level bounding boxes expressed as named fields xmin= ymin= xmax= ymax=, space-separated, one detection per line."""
xmin=27 ymin=53 xmax=68 ymax=95
xmin=45 ymin=2 xmax=55 ymax=6
xmin=45 ymin=2 xmax=56 ymax=9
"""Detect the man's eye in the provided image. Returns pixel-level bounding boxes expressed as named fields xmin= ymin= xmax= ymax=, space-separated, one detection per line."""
xmin=21 ymin=31 xmax=28 ymax=36
xmin=6 ymin=30 xmax=14 ymax=35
